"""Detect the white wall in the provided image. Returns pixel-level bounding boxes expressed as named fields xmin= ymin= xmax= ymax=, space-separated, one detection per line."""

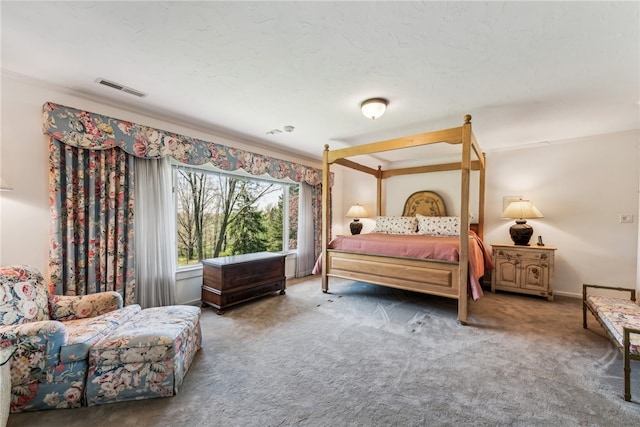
xmin=334 ymin=165 xmax=378 ymax=235
xmin=337 ymin=129 xmax=640 ymax=298
xmin=486 ymin=131 xmax=639 ymax=296
xmin=0 ymin=73 xmax=322 ymax=304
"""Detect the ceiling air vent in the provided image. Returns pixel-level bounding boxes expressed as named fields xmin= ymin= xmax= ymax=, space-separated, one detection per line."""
xmin=95 ymin=78 xmax=147 ymax=98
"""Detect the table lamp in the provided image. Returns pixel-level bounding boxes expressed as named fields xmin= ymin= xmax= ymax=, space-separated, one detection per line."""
xmin=346 ymin=204 xmax=368 ymax=235
xmin=501 ymin=198 xmax=543 ymax=245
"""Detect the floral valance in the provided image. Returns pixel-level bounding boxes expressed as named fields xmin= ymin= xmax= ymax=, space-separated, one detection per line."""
xmin=42 ymin=102 xmax=323 ymax=186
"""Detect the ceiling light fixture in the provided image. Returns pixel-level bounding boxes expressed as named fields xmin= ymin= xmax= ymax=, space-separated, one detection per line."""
xmin=360 ymin=98 xmax=388 ymax=120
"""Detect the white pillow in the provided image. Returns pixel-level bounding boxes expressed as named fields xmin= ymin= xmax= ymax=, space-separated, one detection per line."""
xmin=416 ymin=214 xmax=460 ymax=236
xmin=372 ymin=216 xmax=418 ymax=234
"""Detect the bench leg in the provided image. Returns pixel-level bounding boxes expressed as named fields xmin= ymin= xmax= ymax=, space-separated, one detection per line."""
xmin=582 ymin=285 xmax=587 ymax=329
xmin=624 ymin=328 xmax=632 ymax=401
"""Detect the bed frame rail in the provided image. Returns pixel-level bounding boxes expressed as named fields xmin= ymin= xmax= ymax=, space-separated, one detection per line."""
xmin=325 ymin=251 xmax=460 ymax=299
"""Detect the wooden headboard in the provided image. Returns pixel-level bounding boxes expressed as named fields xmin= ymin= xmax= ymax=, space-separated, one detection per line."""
xmin=403 ymin=190 xmax=480 ymax=234
xmin=402 ymin=191 xmax=447 ymax=217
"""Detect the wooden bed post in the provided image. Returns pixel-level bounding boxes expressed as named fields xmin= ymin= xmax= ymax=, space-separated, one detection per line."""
xmin=376 ymin=165 xmax=382 ymax=216
xmin=477 ymin=153 xmax=486 ymax=240
xmin=321 ymin=144 xmax=330 ymax=293
xmin=458 ymin=114 xmax=473 ymax=325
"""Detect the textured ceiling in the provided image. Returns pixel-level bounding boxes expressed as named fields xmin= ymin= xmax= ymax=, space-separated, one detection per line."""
xmin=2 ymin=1 xmax=639 ymax=163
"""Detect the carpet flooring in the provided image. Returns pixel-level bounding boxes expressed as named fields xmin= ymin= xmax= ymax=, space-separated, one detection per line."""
xmin=8 ymin=276 xmax=640 ymax=426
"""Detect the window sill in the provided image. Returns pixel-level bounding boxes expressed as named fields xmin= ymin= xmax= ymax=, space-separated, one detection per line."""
xmin=176 ymin=263 xmax=203 ymax=280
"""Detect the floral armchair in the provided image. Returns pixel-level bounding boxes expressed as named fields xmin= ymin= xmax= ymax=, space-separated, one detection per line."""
xmin=0 ymin=265 xmax=141 ymax=411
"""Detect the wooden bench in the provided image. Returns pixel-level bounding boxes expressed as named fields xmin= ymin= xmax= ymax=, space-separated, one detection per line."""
xmin=582 ymin=284 xmax=640 ymax=401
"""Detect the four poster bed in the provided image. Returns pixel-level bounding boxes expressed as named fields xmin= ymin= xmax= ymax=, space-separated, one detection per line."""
xmin=320 ymin=115 xmax=489 ymax=324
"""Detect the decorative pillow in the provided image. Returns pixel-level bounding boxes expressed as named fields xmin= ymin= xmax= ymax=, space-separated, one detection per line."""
xmin=372 ymin=216 xmax=418 ymax=234
xmin=0 ymin=265 xmax=50 ymax=325
xmin=416 ymin=214 xmax=460 ymax=236
xmin=49 ymin=293 xmax=123 ymax=321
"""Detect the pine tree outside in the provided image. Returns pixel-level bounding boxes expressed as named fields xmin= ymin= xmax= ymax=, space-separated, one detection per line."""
xmin=175 ymin=166 xmax=297 ymax=267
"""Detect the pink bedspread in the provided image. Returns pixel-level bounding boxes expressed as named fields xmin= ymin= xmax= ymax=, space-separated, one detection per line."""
xmin=312 ymin=232 xmax=493 ymax=300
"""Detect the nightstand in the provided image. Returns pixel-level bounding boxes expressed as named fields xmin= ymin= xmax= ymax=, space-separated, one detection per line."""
xmin=490 ymin=243 xmax=556 ymax=301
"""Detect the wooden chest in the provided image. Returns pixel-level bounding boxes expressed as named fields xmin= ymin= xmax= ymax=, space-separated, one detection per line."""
xmin=201 ymin=252 xmax=286 ymax=313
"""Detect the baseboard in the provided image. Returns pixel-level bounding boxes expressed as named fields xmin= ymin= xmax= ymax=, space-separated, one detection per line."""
xmin=554 ymin=290 xmax=581 ymax=299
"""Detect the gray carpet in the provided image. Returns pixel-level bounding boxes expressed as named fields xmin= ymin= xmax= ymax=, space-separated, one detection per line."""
xmin=8 ymin=276 xmax=640 ymax=426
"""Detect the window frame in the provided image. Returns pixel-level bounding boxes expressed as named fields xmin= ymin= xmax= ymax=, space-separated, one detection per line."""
xmin=171 ymin=161 xmax=296 ymax=269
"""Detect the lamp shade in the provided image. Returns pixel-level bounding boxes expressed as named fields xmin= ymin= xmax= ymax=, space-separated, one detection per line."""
xmin=501 ymin=199 xmax=543 ymax=245
xmin=346 ymin=204 xmax=368 ymax=219
xmin=360 ymin=98 xmax=388 ymax=120
xmin=501 ymin=199 xmax=543 ymax=219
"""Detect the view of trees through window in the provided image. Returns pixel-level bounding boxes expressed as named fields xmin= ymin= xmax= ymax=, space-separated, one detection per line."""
xmin=174 ymin=166 xmax=298 ymax=267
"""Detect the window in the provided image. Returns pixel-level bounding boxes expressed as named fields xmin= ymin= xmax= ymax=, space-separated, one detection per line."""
xmin=173 ymin=165 xmax=298 ymax=267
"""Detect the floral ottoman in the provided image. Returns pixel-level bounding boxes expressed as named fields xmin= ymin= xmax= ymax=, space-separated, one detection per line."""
xmin=85 ymin=305 xmax=202 ymax=406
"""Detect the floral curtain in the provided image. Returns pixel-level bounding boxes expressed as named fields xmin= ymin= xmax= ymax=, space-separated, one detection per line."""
xmin=311 ymin=184 xmax=324 ymax=260
xmin=48 ymin=138 xmax=136 ymax=304
xmin=43 ymin=102 xmax=327 ymax=300
xmin=42 ymin=103 xmax=323 ymax=185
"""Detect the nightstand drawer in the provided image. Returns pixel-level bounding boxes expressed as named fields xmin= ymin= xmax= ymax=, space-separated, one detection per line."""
xmin=494 ymin=249 xmax=550 ymax=261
